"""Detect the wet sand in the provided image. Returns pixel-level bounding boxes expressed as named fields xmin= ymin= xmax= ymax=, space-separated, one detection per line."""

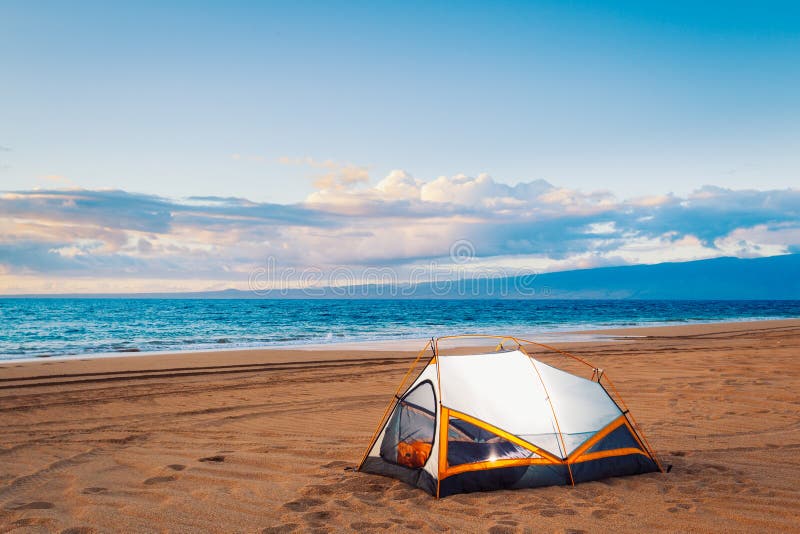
xmin=0 ymin=319 xmax=798 ymax=533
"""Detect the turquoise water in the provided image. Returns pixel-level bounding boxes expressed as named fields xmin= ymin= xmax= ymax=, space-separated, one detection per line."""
xmin=0 ymin=298 xmax=798 ymax=360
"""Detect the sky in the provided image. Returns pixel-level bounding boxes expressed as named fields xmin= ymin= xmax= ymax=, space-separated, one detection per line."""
xmin=0 ymin=1 xmax=799 ymax=293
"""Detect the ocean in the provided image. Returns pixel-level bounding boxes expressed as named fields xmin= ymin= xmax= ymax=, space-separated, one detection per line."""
xmin=1 ymin=298 xmax=798 ymax=360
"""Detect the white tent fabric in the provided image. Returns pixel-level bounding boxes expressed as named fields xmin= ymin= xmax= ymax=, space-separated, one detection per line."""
xmin=438 ymin=351 xmax=561 ymax=454
xmin=533 ymin=359 xmax=623 ymax=453
xmin=437 ymin=350 xmax=621 ymax=456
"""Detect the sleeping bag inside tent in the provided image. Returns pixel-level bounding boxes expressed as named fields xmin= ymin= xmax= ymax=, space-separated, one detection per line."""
xmin=358 ymin=336 xmax=663 ymax=498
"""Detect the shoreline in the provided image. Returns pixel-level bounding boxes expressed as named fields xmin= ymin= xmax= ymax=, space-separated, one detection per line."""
xmin=1 ymin=318 xmax=797 ymax=381
xmin=2 ymin=316 xmax=798 ymax=365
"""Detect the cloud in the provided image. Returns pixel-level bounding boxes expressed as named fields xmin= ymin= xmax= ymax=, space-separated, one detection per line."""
xmin=0 ymin=175 xmax=799 ymax=293
xmin=307 ymin=171 xmax=618 ymax=219
xmin=302 ymin=173 xmax=800 ymax=267
xmin=0 ymin=189 xmax=332 ymax=233
xmin=312 ymin=164 xmax=370 ymax=191
xmin=628 ymin=186 xmax=800 ymax=245
xmin=0 ymin=189 xmax=341 ymax=287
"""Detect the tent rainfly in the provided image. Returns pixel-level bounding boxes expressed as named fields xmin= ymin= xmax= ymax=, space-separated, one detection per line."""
xmin=358 ymin=335 xmax=663 ymax=498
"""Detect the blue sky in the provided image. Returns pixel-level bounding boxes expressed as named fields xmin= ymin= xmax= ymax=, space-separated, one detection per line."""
xmin=0 ymin=1 xmax=798 ymax=292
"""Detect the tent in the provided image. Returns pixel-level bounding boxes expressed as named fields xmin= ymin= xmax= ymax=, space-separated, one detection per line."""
xmin=358 ymin=335 xmax=663 ymax=497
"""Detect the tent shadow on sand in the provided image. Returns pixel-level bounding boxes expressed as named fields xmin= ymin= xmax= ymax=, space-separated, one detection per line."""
xmin=358 ymin=335 xmax=664 ymax=498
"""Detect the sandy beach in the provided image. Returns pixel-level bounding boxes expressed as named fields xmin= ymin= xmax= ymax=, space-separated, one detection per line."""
xmin=1 ymin=319 xmax=799 ymax=533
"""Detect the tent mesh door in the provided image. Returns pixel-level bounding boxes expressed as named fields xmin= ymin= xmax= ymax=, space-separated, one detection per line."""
xmin=380 ymin=381 xmax=436 ymax=469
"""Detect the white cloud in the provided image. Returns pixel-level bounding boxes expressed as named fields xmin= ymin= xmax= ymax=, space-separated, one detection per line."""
xmin=421 ymin=173 xmax=498 ymax=205
xmin=375 ymin=170 xmax=422 ymax=200
xmin=1 ymin=176 xmax=798 ymax=292
xmin=609 ymin=233 xmax=719 ymax=265
xmin=713 ymin=223 xmax=798 ymax=257
xmin=584 ymin=221 xmax=617 ymax=235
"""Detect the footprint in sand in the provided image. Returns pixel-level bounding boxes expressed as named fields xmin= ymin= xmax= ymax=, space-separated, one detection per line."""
xmin=11 ymin=501 xmax=54 ymax=510
xmin=353 ymin=492 xmax=381 ymax=504
xmin=389 ymin=488 xmax=416 ymax=501
xmin=82 ymin=487 xmax=108 ymax=495
xmin=282 ymin=497 xmax=323 ymax=512
xmin=303 ymin=509 xmax=339 ymax=527
xmin=483 ymin=511 xmax=512 ymax=519
xmin=302 ymin=483 xmax=338 ymax=497
xmin=198 ymin=455 xmax=225 ymax=463
xmin=167 ymin=464 xmax=186 ymax=471
xmin=540 ymin=508 xmax=577 ymax=518
xmin=591 ymin=509 xmax=615 ymax=519
xmin=144 ymin=475 xmax=176 ymax=485
xmin=667 ymin=502 xmax=694 ymax=513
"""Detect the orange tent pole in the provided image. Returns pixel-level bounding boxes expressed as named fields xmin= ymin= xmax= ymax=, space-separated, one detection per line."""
xmin=514 ymin=337 xmax=597 ymax=370
xmin=436 ymin=406 xmax=448 ymax=498
xmin=433 ymin=337 xmax=445 ymax=498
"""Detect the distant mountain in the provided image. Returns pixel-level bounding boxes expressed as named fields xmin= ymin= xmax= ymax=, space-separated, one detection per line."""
xmin=398 ymin=253 xmax=800 ymax=299
xmin=505 ymin=253 xmax=800 ymax=299
xmin=4 ymin=254 xmax=799 ymax=300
